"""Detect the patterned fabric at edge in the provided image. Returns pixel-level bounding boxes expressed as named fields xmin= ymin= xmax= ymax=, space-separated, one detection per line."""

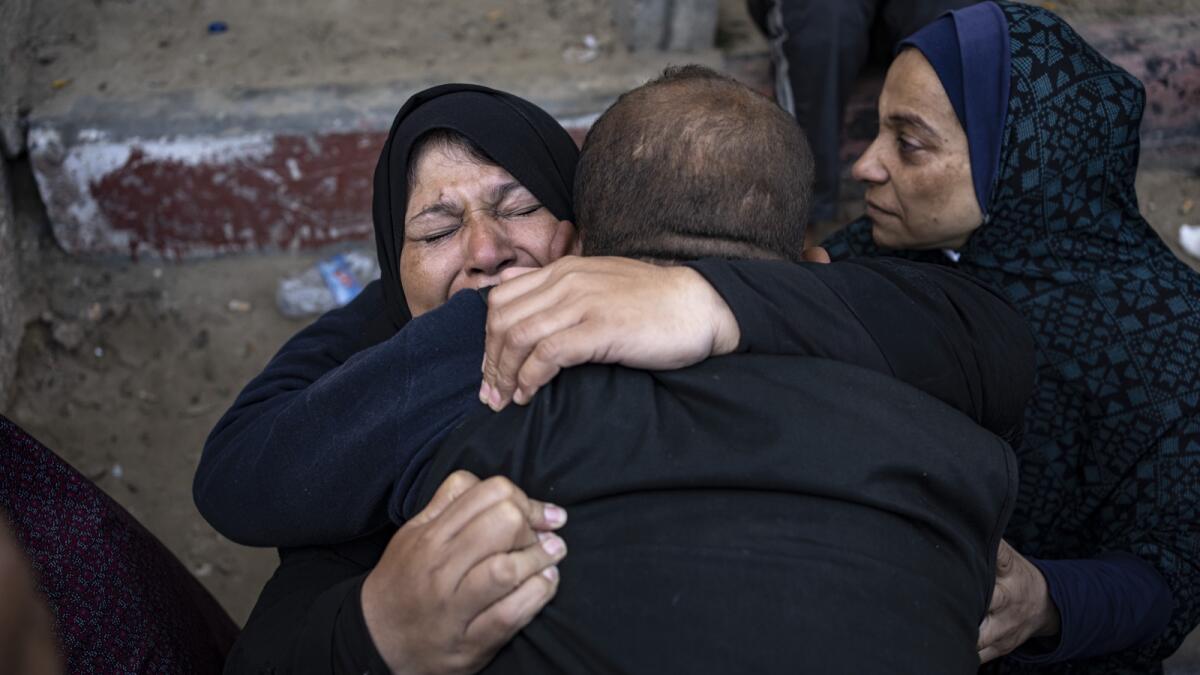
xmin=0 ymin=415 xmax=238 ymax=673
xmin=824 ymin=3 xmax=1200 ymax=672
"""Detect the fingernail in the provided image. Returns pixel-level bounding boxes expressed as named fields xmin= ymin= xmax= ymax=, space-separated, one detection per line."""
xmin=479 ymin=382 xmax=491 ymax=406
xmin=488 ymin=386 xmax=502 ymax=410
xmin=542 ymin=565 xmax=559 ymax=582
xmin=513 ymin=388 xmax=528 ymax=405
xmin=539 ymin=533 xmax=565 ymax=557
xmin=544 ymin=503 xmax=567 ymax=527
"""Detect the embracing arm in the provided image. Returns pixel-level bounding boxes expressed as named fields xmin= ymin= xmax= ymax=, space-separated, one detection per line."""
xmin=686 ymin=257 xmax=1036 ymax=441
xmin=981 ymin=421 xmax=1197 ymax=666
xmin=194 ymin=285 xmax=486 ymax=547
xmin=478 ymin=255 xmax=1034 ymax=437
xmin=997 ymin=551 xmax=1174 ymax=665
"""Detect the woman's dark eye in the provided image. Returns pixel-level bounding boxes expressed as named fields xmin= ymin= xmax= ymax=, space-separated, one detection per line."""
xmin=897 ymin=137 xmax=920 ymax=154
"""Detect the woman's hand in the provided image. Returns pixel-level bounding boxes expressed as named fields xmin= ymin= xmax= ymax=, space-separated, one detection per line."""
xmin=479 ymin=256 xmax=740 ymax=411
xmin=978 ymin=540 xmax=1061 ymax=663
xmin=362 ymin=471 xmax=568 ymax=675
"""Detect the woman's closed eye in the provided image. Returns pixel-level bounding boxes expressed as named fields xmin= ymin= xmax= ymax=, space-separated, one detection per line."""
xmin=499 ymin=203 xmax=544 ymax=219
xmin=425 ymin=229 xmax=457 ymax=243
xmin=410 ymin=224 xmax=460 ymax=245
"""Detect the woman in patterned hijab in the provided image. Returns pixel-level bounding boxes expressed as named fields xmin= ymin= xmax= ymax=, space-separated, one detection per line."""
xmin=825 ymin=2 xmax=1200 ymax=671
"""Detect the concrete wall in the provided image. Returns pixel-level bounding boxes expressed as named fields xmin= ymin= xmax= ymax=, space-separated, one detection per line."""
xmin=613 ymin=0 xmax=718 ymax=52
xmin=0 ymin=0 xmax=33 ymax=157
xmin=0 ymin=0 xmax=32 ymax=405
xmin=24 ymin=49 xmax=721 ymax=260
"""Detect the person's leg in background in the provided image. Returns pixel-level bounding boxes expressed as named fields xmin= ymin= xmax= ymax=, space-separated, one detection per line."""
xmin=750 ymin=0 xmax=878 ymax=228
xmin=879 ymin=0 xmax=977 ymax=49
xmin=0 ymin=415 xmax=238 ymax=673
xmin=746 ymin=1 xmax=978 ymax=237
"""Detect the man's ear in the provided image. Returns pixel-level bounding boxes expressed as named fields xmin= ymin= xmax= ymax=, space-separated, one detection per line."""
xmin=551 ymin=220 xmax=582 ymax=257
xmin=801 ymin=246 xmax=831 ymax=264
xmin=568 ymin=224 xmax=588 ymax=255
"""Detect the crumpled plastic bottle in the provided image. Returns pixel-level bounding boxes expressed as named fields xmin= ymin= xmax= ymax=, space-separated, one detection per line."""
xmin=276 ymin=249 xmax=380 ymax=318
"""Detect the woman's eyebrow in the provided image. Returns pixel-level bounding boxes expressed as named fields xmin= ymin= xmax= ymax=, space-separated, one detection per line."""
xmin=887 ymin=112 xmax=941 ymax=139
xmin=489 ymin=180 xmax=530 ymax=204
xmin=408 ymin=200 xmax=460 ymax=224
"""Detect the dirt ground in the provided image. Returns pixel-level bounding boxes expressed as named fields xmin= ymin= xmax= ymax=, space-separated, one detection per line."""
xmin=25 ymin=0 xmax=628 ymax=114
xmin=4 ymin=0 xmax=1200 ymax=668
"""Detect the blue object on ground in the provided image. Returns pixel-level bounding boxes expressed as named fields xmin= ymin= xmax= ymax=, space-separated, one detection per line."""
xmin=207 ymin=21 xmax=228 ymax=34
xmin=318 ymin=254 xmax=365 ymax=307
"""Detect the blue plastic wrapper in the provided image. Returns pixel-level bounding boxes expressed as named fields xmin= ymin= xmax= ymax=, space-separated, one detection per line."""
xmin=318 ymin=254 xmax=364 ymax=306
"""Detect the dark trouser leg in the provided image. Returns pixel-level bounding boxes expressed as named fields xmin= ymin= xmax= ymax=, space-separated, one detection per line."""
xmin=880 ymin=0 xmax=978 ymax=45
xmin=762 ymin=0 xmax=877 ymax=223
xmin=745 ymin=0 xmax=770 ymax=35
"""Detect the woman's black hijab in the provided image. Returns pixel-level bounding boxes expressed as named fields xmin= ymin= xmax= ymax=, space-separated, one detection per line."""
xmin=371 ymin=83 xmax=580 ymax=331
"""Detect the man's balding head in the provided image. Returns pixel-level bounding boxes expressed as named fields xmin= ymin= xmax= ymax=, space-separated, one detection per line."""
xmin=576 ymin=65 xmax=814 ymax=263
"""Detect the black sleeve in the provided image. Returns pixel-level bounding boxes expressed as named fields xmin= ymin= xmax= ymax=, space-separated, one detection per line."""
xmin=224 ymin=532 xmax=393 ymax=674
xmin=194 ymin=282 xmax=403 ymax=547
xmin=195 ymin=285 xmax=488 ymax=548
xmin=685 ymin=257 xmax=1035 ymax=443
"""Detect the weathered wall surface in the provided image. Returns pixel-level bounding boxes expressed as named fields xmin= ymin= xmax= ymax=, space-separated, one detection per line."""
xmin=0 ymin=0 xmax=32 ymax=405
xmin=613 ymin=0 xmax=719 ymax=52
xmin=24 ymin=50 xmax=721 ymax=261
xmin=0 ymin=0 xmax=33 ymax=157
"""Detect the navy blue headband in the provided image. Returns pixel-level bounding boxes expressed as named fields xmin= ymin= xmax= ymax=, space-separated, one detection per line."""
xmin=899 ymin=1 xmax=1010 ymax=213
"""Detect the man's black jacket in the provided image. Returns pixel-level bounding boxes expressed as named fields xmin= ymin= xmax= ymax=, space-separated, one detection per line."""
xmin=230 ymin=356 xmax=1019 ymax=674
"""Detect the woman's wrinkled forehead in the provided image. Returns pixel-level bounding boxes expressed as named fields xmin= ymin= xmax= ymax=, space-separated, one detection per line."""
xmin=405 ymin=145 xmax=536 ymax=230
xmin=405 ymin=129 xmax=497 ymax=198
xmin=881 ymin=50 xmax=961 ymax=141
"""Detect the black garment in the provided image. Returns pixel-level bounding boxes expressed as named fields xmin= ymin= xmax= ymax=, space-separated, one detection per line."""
xmin=693 ymin=257 xmax=1031 ymax=446
xmin=196 ymin=258 xmax=1033 ymax=547
xmin=421 ymin=357 xmax=1019 ymax=673
xmin=372 ymin=84 xmax=579 ymax=328
xmin=229 ymin=357 xmax=1021 ymax=675
xmin=223 ymin=257 xmax=1036 ymax=674
xmin=196 ymin=282 xmax=485 ymax=547
xmin=746 ymin=0 xmax=973 ymax=221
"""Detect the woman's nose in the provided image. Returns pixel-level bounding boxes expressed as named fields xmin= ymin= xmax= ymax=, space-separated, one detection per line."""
xmin=851 ymin=139 xmax=888 ymax=185
xmin=463 ymin=219 xmax=517 ymax=279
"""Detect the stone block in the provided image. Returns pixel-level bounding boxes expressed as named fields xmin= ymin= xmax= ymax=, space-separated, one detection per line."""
xmin=614 ymin=0 xmax=718 ymax=52
xmin=25 ymin=76 xmax=632 ymax=260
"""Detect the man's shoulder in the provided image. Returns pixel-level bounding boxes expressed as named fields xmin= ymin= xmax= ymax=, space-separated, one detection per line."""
xmin=544 ymin=354 xmax=900 ymax=393
xmin=531 ymin=356 xmax=955 ymax=430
